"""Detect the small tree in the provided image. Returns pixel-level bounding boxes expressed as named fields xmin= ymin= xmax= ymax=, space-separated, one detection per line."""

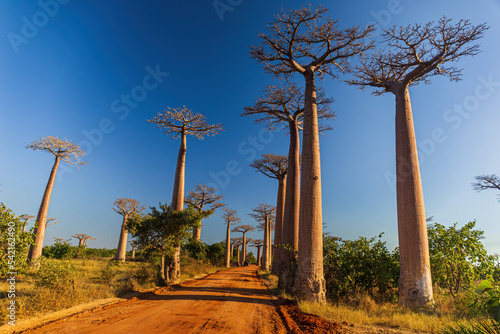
xmin=129 ymin=203 xmax=208 ymax=282
xmin=250 ymin=5 xmax=372 ymax=302
xmin=473 ymin=175 xmax=500 ymax=201
xmin=185 ymin=184 xmax=224 ymax=240
xmin=232 ymin=225 xmax=255 ymax=264
xmin=250 ymin=204 xmax=275 ymax=271
xmin=19 ymin=215 xmax=34 ymax=233
xmin=428 ymin=221 xmax=495 ymax=297
xmin=72 ymin=233 xmax=88 ymax=247
xmin=26 ymin=136 xmax=87 ymax=263
xmin=113 ymin=198 xmax=145 ymax=261
xmin=350 ymin=17 xmax=488 ymax=308
xmin=148 ymin=106 xmax=223 ymax=283
xmin=222 ymin=208 xmax=240 ymax=267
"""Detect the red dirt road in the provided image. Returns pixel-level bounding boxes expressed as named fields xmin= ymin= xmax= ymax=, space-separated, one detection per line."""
xmin=21 ymin=266 xmax=342 ymax=334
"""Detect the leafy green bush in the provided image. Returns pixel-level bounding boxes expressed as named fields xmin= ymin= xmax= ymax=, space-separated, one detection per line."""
xmin=183 ymin=239 xmax=208 ymax=261
xmin=323 ymin=234 xmax=399 ymax=303
xmin=35 ymin=259 xmax=77 ymax=291
xmin=42 ymin=239 xmax=76 ymax=259
xmin=207 ymin=242 xmax=225 ymax=265
xmin=428 ymin=221 xmax=495 ymax=297
xmin=0 ymin=203 xmax=34 ymax=275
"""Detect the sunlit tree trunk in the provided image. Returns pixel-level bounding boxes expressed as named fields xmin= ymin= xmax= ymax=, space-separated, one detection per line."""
xmin=115 ymin=216 xmax=129 ymax=261
xmin=28 ymin=156 xmax=60 ymax=262
xmin=294 ymin=70 xmax=326 ymax=302
xmin=164 ymin=131 xmax=186 ymax=284
xmin=242 ymin=232 xmax=247 ymax=263
xmin=193 ymin=226 xmax=201 ymax=241
xmin=225 ymin=223 xmax=231 ymax=267
xmin=273 ymin=175 xmax=286 ymax=274
xmin=237 ymin=246 xmax=241 ymax=265
xmin=131 ymin=245 xmax=136 ymax=259
xmin=395 ymin=86 xmax=433 ymax=308
xmin=257 ymin=246 xmax=262 ymax=266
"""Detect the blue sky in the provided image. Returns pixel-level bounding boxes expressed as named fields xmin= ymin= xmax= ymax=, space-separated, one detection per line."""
xmin=1 ymin=0 xmax=499 ymax=256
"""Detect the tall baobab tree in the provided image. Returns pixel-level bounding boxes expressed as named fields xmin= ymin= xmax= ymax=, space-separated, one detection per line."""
xmin=250 ymin=153 xmax=288 ymax=275
xmin=349 ymin=18 xmax=488 ymax=308
xmin=473 ymin=175 xmax=500 ymax=201
xmin=185 ymin=184 xmax=224 ymax=240
xmin=243 ymin=85 xmax=333 ymax=284
xmin=231 ymin=237 xmax=243 ymax=264
xmin=129 ymin=240 xmax=139 ymax=259
xmin=222 ymin=208 xmax=240 ymax=267
xmin=250 ymin=5 xmax=373 ymax=302
xmin=26 ymin=136 xmax=88 ymax=263
xmin=83 ymin=236 xmax=96 ymax=248
xmin=148 ymin=106 xmax=223 ymax=283
xmin=19 ymin=215 xmax=34 ymax=233
xmin=252 ymin=239 xmax=264 ymax=266
xmin=113 ymin=198 xmax=145 ymax=261
xmin=250 ymin=204 xmax=275 ymax=271
xmin=232 ymin=225 xmax=255 ymax=264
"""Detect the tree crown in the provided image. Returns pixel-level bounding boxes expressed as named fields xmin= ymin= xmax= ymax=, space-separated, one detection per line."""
xmin=147 ymin=106 xmax=224 ymax=140
xmin=185 ymin=184 xmax=224 ymax=212
xmin=251 ymin=153 xmax=288 ymax=180
xmin=26 ymin=136 xmax=88 ymax=168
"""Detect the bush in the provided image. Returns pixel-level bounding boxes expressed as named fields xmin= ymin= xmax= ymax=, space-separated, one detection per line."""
xmin=323 ymin=234 xmax=399 ymax=304
xmin=183 ymin=239 xmax=208 ymax=261
xmin=35 ymin=259 xmax=77 ymax=291
xmin=0 ymin=203 xmax=33 ymax=275
xmin=42 ymin=239 xmax=76 ymax=259
xmin=207 ymin=242 xmax=225 ymax=265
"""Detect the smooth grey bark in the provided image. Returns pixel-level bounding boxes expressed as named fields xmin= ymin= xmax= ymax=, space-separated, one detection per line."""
xmin=28 ymin=156 xmax=60 ymax=262
xmin=293 ymin=69 xmax=326 ymax=303
xmin=395 ymin=86 xmax=433 ymax=307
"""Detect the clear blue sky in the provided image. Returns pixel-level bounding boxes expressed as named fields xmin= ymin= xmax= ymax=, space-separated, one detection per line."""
xmin=1 ymin=0 xmax=499 ymax=256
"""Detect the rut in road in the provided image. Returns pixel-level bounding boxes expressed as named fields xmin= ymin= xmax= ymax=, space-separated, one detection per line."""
xmin=20 ymin=265 xmax=341 ymax=334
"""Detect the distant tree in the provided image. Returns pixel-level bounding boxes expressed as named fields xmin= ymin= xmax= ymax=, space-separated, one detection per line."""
xmin=232 ymin=225 xmax=255 ymax=264
xmin=45 ymin=218 xmax=58 ymax=228
xmin=26 ymin=136 xmax=88 ymax=263
xmin=250 ymin=204 xmax=275 ymax=271
xmin=250 ymin=154 xmax=287 ymax=275
xmin=113 ymin=198 xmax=145 ymax=261
xmin=250 ymin=4 xmax=372 ymax=302
xmin=128 ymin=203 xmax=208 ymax=282
xmin=251 ymin=239 xmax=264 ymax=266
xmin=19 ymin=215 xmax=34 ymax=233
xmin=129 ymin=240 xmax=139 ymax=259
xmin=231 ymin=237 xmax=243 ymax=264
xmin=148 ymin=106 xmax=223 ymax=284
xmin=82 ymin=236 xmax=96 ymax=248
xmin=428 ymin=221 xmax=495 ymax=297
xmin=222 ymin=208 xmax=240 ymax=267
xmin=185 ymin=184 xmax=224 ymax=240
xmin=72 ymin=233 xmax=89 ymax=247
xmin=350 ymin=17 xmax=488 ymax=309
xmin=473 ymin=175 xmax=500 ymax=201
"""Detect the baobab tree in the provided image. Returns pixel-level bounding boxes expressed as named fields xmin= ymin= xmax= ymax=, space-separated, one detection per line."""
xmin=45 ymin=218 xmax=58 ymax=228
xmin=148 ymin=106 xmax=223 ymax=283
xmin=232 ymin=225 xmax=255 ymax=264
xmin=231 ymin=237 xmax=243 ymax=264
xmin=185 ymin=184 xmax=224 ymax=240
xmin=349 ymin=18 xmax=488 ymax=308
xmin=243 ymin=84 xmax=333 ymax=284
xmin=19 ymin=215 xmax=34 ymax=233
xmin=113 ymin=198 xmax=145 ymax=261
xmin=222 ymin=208 xmax=240 ymax=267
xmin=250 ymin=154 xmax=287 ymax=274
xmin=26 ymin=136 xmax=88 ymax=263
xmin=250 ymin=5 xmax=373 ymax=302
xmin=129 ymin=240 xmax=139 ymax=259
xmin=252 ymin=239 xmax=264 ymax=266
xmin=473 ymin=174 xmax=500 ymax=201
xmin=82 ymin=236 xmax=96 ymax=248
xmin=72 ymin=233 xmax=89 ymax=247
xmin=250 ymin=204 xmax=275 ymax=271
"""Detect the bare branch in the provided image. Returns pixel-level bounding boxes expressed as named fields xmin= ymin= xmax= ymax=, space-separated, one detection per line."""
xmin=26 ymin=136 xmax=88 ymax=170
xmin=250 ymin=153 xmax=288 ymax=180
xmin=185 ymin=184 xmax=224 ymax=212
xmin=472 ymin=174 xmax=500 ymax=201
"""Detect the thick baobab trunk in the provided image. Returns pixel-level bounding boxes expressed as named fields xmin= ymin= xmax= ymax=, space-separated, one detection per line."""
xmin=272 ymin=175 xmax=286 ymax=274
xmin=237 ymin=246 xmax=241 ymax=265
xmin=293 ymin=70 xmax=326 ymax=303
xmin=115 ymin=216 xmax=129 ymax=261
xmin=267 ymin=217 xmax=272 ymax=267
xmin=257 ymin=246 xmax=261 ymax=266
xmin=165 ymin=131 xmax=186 ymax=284
xmin=242 ymin=233 xmax=247 ymax=263
xmin=279 ymin=120 xmax=300 ymax=290
xmin=131 ymin=245 xmax=136 ymax=259
xmin=394 ymin=87 xmax=433 ymax=308
xmin=261 ymin=215 xmax=270 ymax=271
xmin=193 ymin=226 xmax=201 ymax=241
xmin=225 ymin=223 xmax=231 ymax=267
xmin=28 ymin=156 xmax=61 ymax=263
